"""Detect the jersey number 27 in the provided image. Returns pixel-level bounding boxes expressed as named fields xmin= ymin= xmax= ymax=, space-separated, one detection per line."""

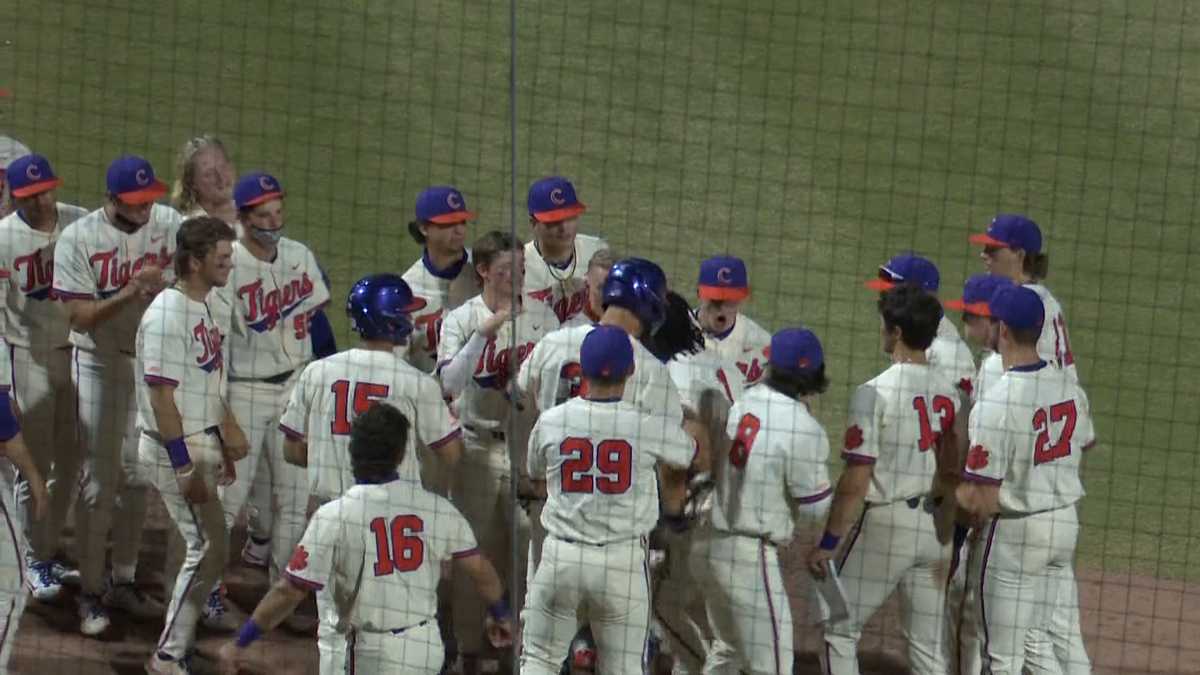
xmin=1033 ymin=400 xmax=1077 ymax=465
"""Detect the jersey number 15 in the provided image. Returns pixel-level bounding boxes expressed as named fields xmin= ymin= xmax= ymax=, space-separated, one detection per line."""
xmin=330 ymin=380 xmax=391 ymax=435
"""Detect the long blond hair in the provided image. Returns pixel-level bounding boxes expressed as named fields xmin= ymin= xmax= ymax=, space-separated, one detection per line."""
xmin=171 ymin=135 xmax=230 ymax=213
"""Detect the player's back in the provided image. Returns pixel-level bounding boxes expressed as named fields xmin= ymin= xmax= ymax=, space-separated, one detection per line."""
xmin=529 ymin=397 xmax=694 ymax=545
xmin=846 ymin=363 xmax=961 ymax=505
xmin=966 ymin=361 xmax=1093 ymax=514
xmin=1025 ymin=283 xmax=1078 ymax=380
xmin=712 ymin=384 xmax=832 ymax=545
xmin=287 ymin=348 xmax=450 ymax=498
xmin=973 ymin=351 xmax=1004 ymax=406
xmin=302 ymin=479 xmax=477 ymax=634
xmin=927 ymin=316 xmax=978 ymax=403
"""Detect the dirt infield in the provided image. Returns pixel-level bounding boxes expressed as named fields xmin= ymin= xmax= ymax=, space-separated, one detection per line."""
xmin=9 ymin=503 xmax=1200 ymax=674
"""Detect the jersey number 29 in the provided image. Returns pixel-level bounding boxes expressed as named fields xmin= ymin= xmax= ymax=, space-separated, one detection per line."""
xmin=330 ymin=380 xmax=391 ymax=435
xmin=370 ymin=515 xmax=425 ymax=576
xmin=559 ymin=437 xmax=632 ymax=494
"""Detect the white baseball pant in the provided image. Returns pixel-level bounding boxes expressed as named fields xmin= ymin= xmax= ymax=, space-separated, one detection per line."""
xmin=144 ymin=428 xmax=228 ymax=660
xmin=822 ymin=497 xmax=952 ymax=675
xmin=72 ymin=348 xmax=147 ymax=593
xmin=0 ymin=484 xmax=27 ymax=674
xmin=969 ymin=506 xmax=1081 ymax=675
xmin=654 ymin=526 xmax=717 ymax=675
xmin=947 ymin=527 xmax=982 ymax=675
xmin=690 ymin=530 xmax=792 ymax=675
xmin=450 ymin=429 xmax=529 ymax=656
xmin=10 ymin=345 xmax=81 ymax=565
xmin=327 ymin=622 xmax=444 ymax=674
xmin=521 ymin=535 xmax=652 ymax=675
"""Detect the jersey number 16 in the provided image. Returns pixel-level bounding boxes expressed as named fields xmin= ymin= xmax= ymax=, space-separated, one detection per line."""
xmin=370 ymin=515 xmax=425 ymax=576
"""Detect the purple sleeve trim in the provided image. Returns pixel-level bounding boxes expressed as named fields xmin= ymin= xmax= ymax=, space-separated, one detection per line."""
xmin=283 ymin=570 xmax=324 ymax=591
xmin=451 ymin=547 xmax=480 ymax=560
xmin=841 ymin=452 xmax=876 ymax=466
xmin=279 ymin=423 xmax=306 ymax=441
xmin=52 ymin=289 xmax=93 ymax=300
xmin=144 ymin=374 xmax=180 ymax=387
xmin=961 ymin=471 xmax=1003 ymax=486
xmin=428 ymin=427 xmax=462 ymax=449
xmin=1082 ymin=440 xmax=1096 ymax=452
xmin=795 ymin=486 xmax=833 ymax=504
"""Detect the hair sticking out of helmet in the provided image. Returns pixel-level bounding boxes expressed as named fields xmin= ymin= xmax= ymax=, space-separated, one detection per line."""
xmin=346 ymin=274 xmax=427 ymax=344
xmin=601 ymin=257 xmax=669 ymax=335
xmin=639 ymin=290 xmax=705 ymax=362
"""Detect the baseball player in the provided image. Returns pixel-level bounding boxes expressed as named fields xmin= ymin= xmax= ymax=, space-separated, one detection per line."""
xmin=170 ymin=135 xmax=237 ymax=223
xmin=0 ymin=136 xmax=32 ymax=218
xmin=279 ymin=273 xmax=464 ymax=503
xmin=401 ymin=185 xmax=480 ymax=374
xmin=807 ymin=285 xmax=962 ymax=675
xmin=970 ymin=214 xmax=1077 ymax=381
xmin=866 ymin=253 xmax=977 ymax=403
xmin=0 ymin=154 xmax=87 ymax=601
xmin=692 ymin=328 xmax=833 ymax=675
xmin=52 ymin=155 xmax=182 ymax=635
xmin=437 ymin=229 xmax=556 ymax=671
xmin=0 ymin=352 xmax=49 ymax=674
xmin=138 ymin=216 xmax=247 ymax=674
xmin=693 ymin=255 xmax=771 ymax=386
xmin=521 ymin=325 xmax=695 ymax=675
xmin=219 ymin=402 xmax=513 ymax=675
xmin=560 ymin=247 xmax=616 ymax=328
xmin=523 ymin=176 xmax=609 ymax=325
xmin=955 ymin=285 xmax=1095 ymax=675
xmin=208 ymin=172 xmax=330 ymax=592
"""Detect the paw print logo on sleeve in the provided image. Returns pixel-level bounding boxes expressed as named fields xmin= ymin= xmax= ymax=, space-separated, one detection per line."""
xmin=844 ymin=425 xmax=864 ymax=451
xmin=966 ymin=444 xmax=990 ymax=470
xmin=288 ymin=545 xmax=310 ymax=572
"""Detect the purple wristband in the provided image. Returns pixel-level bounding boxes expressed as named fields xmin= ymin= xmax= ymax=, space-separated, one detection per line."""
xmin=164 ymin=436 xmax=192 ymax=469
xmin=819 ymin=531 xmax=841 ymax=551
xmin=487 ymin=597 xmax=512 ymax=621
xmin=235 ymin=619 xmax=262 ymax=648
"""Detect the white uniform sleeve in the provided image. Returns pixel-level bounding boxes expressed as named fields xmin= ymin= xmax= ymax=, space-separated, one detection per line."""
xmin=526 ymin=418 xmax=549 ymax=480
xmin=516 ymin=339 xmax=543 ymax=409
xmin=140 ymin=299 xmax=188 ymax=387
xmin=284 ymin=501 xmax=339 ymax=591
xmin=434 ymin=499 xmax=480 ymax=561
xmin=412 ymin=372 xmax=462 ymax=450
xmin=279 ymin=365 xmax=315 ymax=440
xmin=786 ymin=423 xmax=834 ymax=510
xmin=51 ymin=225 xmax=96 ymax=300
xmin=639 ymin=360 xmax=686 ymax=433
xmin=303 ymin=248 xmax=332 ymax=312
xmin=440 ymin=332 xmax=486 ymax=396
xmin=963 ymin=399 xmax=1009 ymax=485
xmin=842 ymin=384 xmax=881 ymax=465
xmin=1076 ymin=388 xmax=1097 ymax=452
xmin=640 ymin=410 xmax=695 ymax=470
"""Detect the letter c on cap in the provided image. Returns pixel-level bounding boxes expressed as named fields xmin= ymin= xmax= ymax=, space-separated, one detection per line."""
xmin=716 ymin=267 xmax=732 ymax=284
xmin=549 ymin=187 xmax=565 ymax=206
xmin=446 ymin=192 xmax=462 ymax=209
xmin=135 ymin=168 xmax=150 ymax=186
xmin=259 ymin=175 xmax=276 ymax=191
xmin=26 ymin=163 xmax=41 ymax=180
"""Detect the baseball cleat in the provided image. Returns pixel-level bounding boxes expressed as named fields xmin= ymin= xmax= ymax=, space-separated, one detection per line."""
xmin=201 ymin=589 xmax=244 ymax=632
xmin=145 ymin=651 xmax=193 ymax=674
xmin=102 ymin=581 xmax=165 ymax=620
xmin=52 ymin=560 xmax=82 ymax=587
xmin=241 ymin=537 xmax=270 ymax=569
xmin=26 ymin=560 xmax=63 ymax=601
xmin=78 ymin=594 xmax=112 ymax=637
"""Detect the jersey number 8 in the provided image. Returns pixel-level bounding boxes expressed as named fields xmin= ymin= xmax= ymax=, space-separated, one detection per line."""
xmin=559 ymin=437 xmax=632 ymax=495
xmin=370 ymin=515 xmax=425 ymax=576
xmin=728 ymin=413 xmax=762 ymax=468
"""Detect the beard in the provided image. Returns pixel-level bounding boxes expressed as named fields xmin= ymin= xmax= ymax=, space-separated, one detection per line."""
xmin=111 ymin=210 xmax=147 ymax=232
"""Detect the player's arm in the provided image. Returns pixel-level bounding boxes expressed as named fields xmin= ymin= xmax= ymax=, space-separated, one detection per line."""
xmin=148 ymin=383 xmax=210 ymax=504
xmin=54 ymin=229 xmax=161 ymax=330
xmin=0 ymin=391 xmax=47 ymax=519
xmin=786 ymin=425 xmax=834 ymax=525
xmin=279 ymin=369 xmax=313 ymax=467
xmin=954 ymin=401 xmax=1008 ymax=526
xmin=453 ymin=551 xmax=514 ymax=648
xmin=438 ymin=307 xmax=509 ymax=396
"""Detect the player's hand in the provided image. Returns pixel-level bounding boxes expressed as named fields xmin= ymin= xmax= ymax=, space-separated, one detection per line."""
xmin=478 ymin=307 xmax=513 ymax=338
xmin=807 ymin=547 xmax=835 ymax=579
xmin=485 ymin=615 xmax=514 ymax=649
xmin=217 ymin=641 xmax=244 ymax=674
xmin=177 ymin=467 xmax=211 ymax=504
xmin=222 ymin=421 xmax=250 ymax=461
xmin=217 ymin=458 xmax=237 ymax=487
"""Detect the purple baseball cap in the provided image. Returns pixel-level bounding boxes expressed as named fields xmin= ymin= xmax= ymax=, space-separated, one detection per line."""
xmin=767 ymin=328 xmax=824 ymax=373
xmin=579 ymin=325 xmax=635 ymax=380
xmin=865 ymin=253 xmax=940 ymax=293
xmin=234 ymin=172 xmax=285 ymax=210
xmin=106 ymin=155 xmax=167 ymax=204
xmin=6 ymin=154 xmax=62 ymax=198
xmin=697 ymin=255 xmax=750 ymax=301
xmin=988 ymin=285 xmax=1044 ymax=331
xmin=415 ymin=185 xmax=475 ymax=224
xmin=945 ymin=274 xmax=1014 ymax=317
xmin=528 ymin=176 xmax=586 ymax=223
xmin=970 ymin=214 xmax=1043 ymax=255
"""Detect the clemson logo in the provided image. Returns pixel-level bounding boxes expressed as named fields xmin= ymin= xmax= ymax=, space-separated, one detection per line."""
xmin=844 ymin=425 xmax=864 ymax=450
xmin=797 ymin=356 xmax=810 ymax=369
xmin=549 ymin=187 xmax=565 ymax=205
xmin=25 ymin=163 xmax=41 ymax=180
xmin=258 ymin=175 xmax=276 ymax=191
xmin=966 ymin=444 xmax=990 ymax=470
xmin=288 ymin=545 xmax=310 ymax=571
xmin=958 ymin=377 xmax=974 ymax=396
xmin=716 ymin=267 xmax=732 ymax=284
xmin=446 ymin=191 xmax=462 ymax=209
xmin=135 ymin=168 xmax=150 ymax=186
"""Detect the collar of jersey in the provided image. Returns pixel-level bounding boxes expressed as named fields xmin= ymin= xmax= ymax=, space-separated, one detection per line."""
xmin=584 ymin=396 xmax=622 ymax=403
xmin=1008 ymin=359 xmax=1048 ymax=373
xmin=423 ymin=248 xmax=469 ymax=280
xmin=535 ymin=240 xmax=575 ymax=271
xmin=355 ymin=471 xmax=401 ymax=485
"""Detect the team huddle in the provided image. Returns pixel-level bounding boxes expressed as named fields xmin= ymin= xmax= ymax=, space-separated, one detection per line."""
xmin=0 ymin=132 xmax=1094 ymax=675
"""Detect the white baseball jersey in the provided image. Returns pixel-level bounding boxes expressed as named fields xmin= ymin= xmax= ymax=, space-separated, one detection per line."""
xmin=973 ymin=351 xmax=1004 ymax=406
xmin=713 ymin=385 xmax=833 ymax=545
xmin=437 ymin=295 xmax=555 ymax=430
xmin=284 ymin=478 xmax=478 ymax=633
xmin=135 ymin=287 xmax=227 ymax=435
xmin=963 ymin=361 xmax=1095 ymax=514
xmin=401 ymin=250 xmax=479 ymax=374
xmin=703 ymin=313 xmax=771 ymax=385
xmin=667 ymin=348 xmax=744 ymax=412
xmin=1026 ymin=283 xmax=1078 ymax=381
xmin=528 ymin=397 xmax=694 ymax=545
xmin=523 ymin=234 xmax=607 ymax=325
xmin=842 ymin=362 xmax=962 ymax=505
xmin=516 ymin=323 xmax=685 ymax=433
xmin=211 ymin=238 xmax=330 ymax=379
xmin=0 ymin=204 xmax=88 ymax=349
xmin=52 ymin=204 xmax=183 ymax=355
xmin=279 ymin=348 xmax=461 ymax=500
xmin=928 ymin=316 xmax=978 ymax=403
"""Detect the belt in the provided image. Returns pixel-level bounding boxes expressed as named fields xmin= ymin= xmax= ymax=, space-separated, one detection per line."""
xmin=464 ymin=424 xmax=505 ymax=441
xmin=230 ymin=369 xmax=294 ymax=385
xmin=384 ymin=618 xmax=433 ymax=635
xmin=142 ymin=425 xmax=220 ymax=444
xmin=553 ymin=534 xmax=643 ymax=548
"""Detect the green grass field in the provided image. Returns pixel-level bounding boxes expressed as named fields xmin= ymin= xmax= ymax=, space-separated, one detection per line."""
xmin=6 ymin=0 xmax=1199 ymax=580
